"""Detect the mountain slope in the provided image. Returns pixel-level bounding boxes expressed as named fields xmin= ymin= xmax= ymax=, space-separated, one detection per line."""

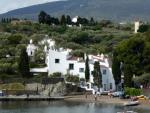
xmin=0 ymin=0 xmax=150 ymax=21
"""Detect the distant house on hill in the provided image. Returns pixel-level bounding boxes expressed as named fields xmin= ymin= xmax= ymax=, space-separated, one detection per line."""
xmin=26 ymin=39 xmax=37 ymax=57
xmin=72 ymin=16 xmax=79 ymax=23
xmin=134 ymin=21 xmax=142 ymax=33
xmin=11 ymin=19 xmax=31 ymax=25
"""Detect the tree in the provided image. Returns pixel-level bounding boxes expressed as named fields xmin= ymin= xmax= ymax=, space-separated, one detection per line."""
xmin=45 ymin=14 xmax=51 ymax=25
xmin=38 ymin=11 xmax=47 ymax=24
xmin=123 ymin=64 xmax=133 ymax=87
xmin=143 ymin=43 xmax=150 ymax=72
xmin=115 ymin=37 xmax=146 ymax=87
xmin=66 ymin=15 xmax=72 ymax=25
xmin=60 ymin=15 xmax=66 ymax=25
xmin=90 ymin=17 xmax=95 ymax=25
xmin=77 ymin=17 xmax=89 ymax=25
xmin=8 ymin=34 xmax=23 ymax=45
xmin=18 ymin=48 xmax=31 ymax=78
xmin=51 ymin=17 xmax=60 ymax=25
xmin=138 ymin=25 xmax=149 ymax=33
xmin=134 ymin=73 xmax=150 ymax=88
xmin=112 ymin=52 xmax=121 ymax=86
xmin=116 ymin=37 xmax=145 ymax=75
xmin=85 ymin=55 xmax=90 ymax=82
xmin=99 ymin=20 xmax=112 ymax=27
xmin=93 ymin=61 xmax=102 ymax=88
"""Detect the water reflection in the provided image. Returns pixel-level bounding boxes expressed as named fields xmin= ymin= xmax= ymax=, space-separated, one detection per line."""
xmin=0 ymin=101 xmax=149 ymax=113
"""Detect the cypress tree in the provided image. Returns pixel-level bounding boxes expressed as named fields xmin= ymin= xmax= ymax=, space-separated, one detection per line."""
xmin=90 ymin=17 xmax=95 ymax=25
xmin=66 ymin=15 xmax=72 ymax=25
xmin=112 ymin=52 xmax=121 ymax=86
xmin=85 ymin=55 xmax=90 ymax=82
xmin=60 ymin=15 xmax=66 ymax=25
xmin=18 ymin=48 xmax=31 ymax=78
xmin=93 ymin=61 xmax=102 ymax=88
xmin=3 ymin=18 xmax=6 ymax=23
xmin=124 ymin=64 xmax=133 ymax=87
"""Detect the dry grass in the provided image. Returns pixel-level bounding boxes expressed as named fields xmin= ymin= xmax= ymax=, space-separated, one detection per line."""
xmin=0 ymin=83 xmax=25 ymax=90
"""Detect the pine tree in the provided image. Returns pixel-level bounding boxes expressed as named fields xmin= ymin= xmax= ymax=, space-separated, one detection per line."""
xmin=112 ymin=52 xmax=121 ymax=86
xmin=45 ymin=14 xmax=51 ymax=25
xmin=85 ymin=55 xmax=90 ymax=82
xmin=93 ymin=61 xmax=102 ymax=88
xmin=18 ymin=48 xmax=31 ymax=78
xmin=38 ymin=11 xmax=47 ymax=24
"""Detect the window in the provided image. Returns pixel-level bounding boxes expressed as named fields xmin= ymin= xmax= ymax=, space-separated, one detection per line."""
xmin=110 ymin=83 xmax=112 ymax=89
xmin=55 ymin=59 xmax=60 ymax=63
xmin=103 ymin=69 xmax=107 ymax=75
xmin=69 ymin=63 xmax=74 ymax=70
xmin=79 ymin=68 xmax=84 ymax=73
xmin=104 ymin=84 xmax=107 ymax=91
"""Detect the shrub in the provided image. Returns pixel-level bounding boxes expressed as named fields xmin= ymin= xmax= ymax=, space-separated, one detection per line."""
xmin=125 ymin=87 xmax=142 ymax=96
xmin=0 ymin=83 xmax=25 ymax=90
xmin=66 ymin=75 xmax=80 ymax=84
xmin=50 ymin=72 xmax=62 ymax=78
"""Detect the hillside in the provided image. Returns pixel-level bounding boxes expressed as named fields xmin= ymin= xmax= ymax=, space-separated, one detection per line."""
xmin=0 ymin=0 xmax=150 ymax=21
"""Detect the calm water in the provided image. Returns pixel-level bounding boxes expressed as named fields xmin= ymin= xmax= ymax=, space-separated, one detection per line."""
xmin=0 ymin=101 xmax=149 ymax=113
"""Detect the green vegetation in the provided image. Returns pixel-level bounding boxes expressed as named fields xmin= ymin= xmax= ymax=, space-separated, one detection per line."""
xmin=18 ymin=47 xmax=30 ymax=78
xmin=125 ymin=87 xmax=142 ymax=96
xmin=66 ymin=75 xmax=80 ymax=84
xmin=0 ymin=16 xmax=132 ymax=81
xmin=49 ymin=72 xmax=62 ymax=78
xmin=112 ymin=51 xmax=121 ymax=86
xmin=85 ymin=55 xmax=90 ymax=82
xmin=4 ymin=11 xmax=150 ymax=89
xmin=0 ymin=83 xmax=25 ymax=90
xmin=114 ymin=32 xmax=150 ymax=87
xmin=93 ymin=61 xmax=102 ymax=88
xmin=134 ymin=73 xmax=150 ymax=87
xmin=0 ymin=10 xmax=150 ymax=94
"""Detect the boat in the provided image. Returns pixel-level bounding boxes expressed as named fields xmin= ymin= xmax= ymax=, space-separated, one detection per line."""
xmin=117 ymin=111 xmax=137 ymax=113
xmin=124 ymin=101 xmax=139 ymax=106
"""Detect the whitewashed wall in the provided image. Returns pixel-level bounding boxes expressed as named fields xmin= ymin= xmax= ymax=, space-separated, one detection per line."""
xmin=47 ymin=49 xmax=116 ymax=91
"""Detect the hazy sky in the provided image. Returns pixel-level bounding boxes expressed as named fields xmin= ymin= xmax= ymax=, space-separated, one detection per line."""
xmin=0 ymin=0 xmax=61 ymax=14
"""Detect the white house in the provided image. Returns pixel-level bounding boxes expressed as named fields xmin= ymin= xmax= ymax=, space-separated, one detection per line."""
xmin=27 ymin=38 xmax=116 ymax=91
xmin=26 ymin=39 xmax=37 ymax=56
xmin=46 ymin=40 xmax=116 ymax=91
xmin=134 ymin=21 xmax=142 ymax=33
xmin=72 ymin=16 xmax=79 ymax=23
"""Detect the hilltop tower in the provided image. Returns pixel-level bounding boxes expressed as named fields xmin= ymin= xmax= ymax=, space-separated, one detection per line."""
xmin=134 ymin=21 xmax=140 ymax=33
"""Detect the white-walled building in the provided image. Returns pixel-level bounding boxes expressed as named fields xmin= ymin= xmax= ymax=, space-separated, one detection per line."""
xmin=72 ymin=16 xmax=79 ymax=23
xmin=134 ymin=21 xmax=142 ymax=33
xmin=27 ymin=38 xmax=116 ymax=91
xmin=26 ymin=39 xmax=37 ymax=56
xmin=46 ymin=40 xmax=116 ymax=91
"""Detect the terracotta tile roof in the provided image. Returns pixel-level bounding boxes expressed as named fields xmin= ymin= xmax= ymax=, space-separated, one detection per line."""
xmin=67 ymin=56 xmax=79 ymax=61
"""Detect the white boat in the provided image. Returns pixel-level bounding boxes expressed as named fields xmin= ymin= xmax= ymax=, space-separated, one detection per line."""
xmin=117 ymin=111 xmax=137 ymax=113
xmin=124 ymin=101 xmax=139 ymax=106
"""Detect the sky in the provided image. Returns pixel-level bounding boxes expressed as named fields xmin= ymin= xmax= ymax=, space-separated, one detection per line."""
xmin=0 ymin=0 xmax=61 ymax=14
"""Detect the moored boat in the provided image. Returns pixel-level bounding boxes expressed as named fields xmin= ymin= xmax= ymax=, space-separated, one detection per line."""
xmin=124 ymin=101 xmax=139 ymax=106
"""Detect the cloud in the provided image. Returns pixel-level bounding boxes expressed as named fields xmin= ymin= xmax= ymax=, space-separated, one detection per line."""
xmin=0 ymin=0 xmax=60 ymax=14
